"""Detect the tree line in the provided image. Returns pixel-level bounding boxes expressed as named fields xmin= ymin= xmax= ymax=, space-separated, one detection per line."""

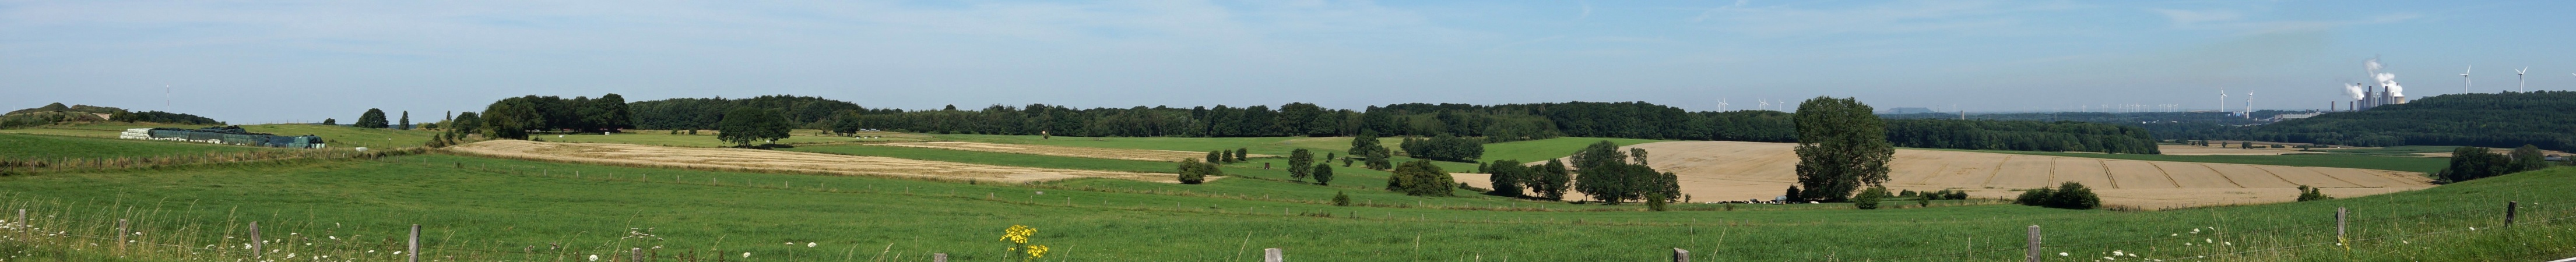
xmin=1884 ymin=119 xmax=2161 ymax=154
xmin=467 ymin=94 xmax=635 ymax=139
xmin=2150 ymin=91 xmax=2576 ymax=151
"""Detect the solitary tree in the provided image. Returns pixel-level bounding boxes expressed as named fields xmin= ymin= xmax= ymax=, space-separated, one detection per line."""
xmin=1287 ymin=148 xmax=1315 ymax=181
xmin=715 ymin=107 xmax=792 ymax=147
xmin=321 ymin=118 xmax=337 ymax=125
xmin=1792 ymin=96 xmax=1893 ymax=202
xmin=1206 ymin=151 xmax=1224 ymax=164
xmin=399 ymin=111 xmax=412 ymax=130
xmin=355 ymin=108 xmax=390 ymax=129
xmin=1234 ymin=148 xmax=1250 ymax=162
xmin=1310 ymin=163 xmax=1335 ymax=186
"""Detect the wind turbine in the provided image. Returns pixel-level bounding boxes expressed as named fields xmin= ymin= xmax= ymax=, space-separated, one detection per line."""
xmin=2515 ymin=67 xmax=2528 ymax=93
xmin=2219 ymin=87 xmax=2227 ymax=113
xmin=1718 ymin=98 xmax=1730 ymax=111
xmin=2461 ymin=66 xmax=2473 ymax=94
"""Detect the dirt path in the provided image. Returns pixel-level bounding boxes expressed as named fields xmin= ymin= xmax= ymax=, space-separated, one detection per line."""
xmin=448 ymin=140 xmax=1189 ymax=183
xmin=1466 ymin=141 xmax=2433 ymax=209
xmin=872 ymin=141 xmax=1273 ymax=162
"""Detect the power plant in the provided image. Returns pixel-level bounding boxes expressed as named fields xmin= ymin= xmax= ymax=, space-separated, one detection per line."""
xmin=2345 ymin=58 xmax=2409 ymax=111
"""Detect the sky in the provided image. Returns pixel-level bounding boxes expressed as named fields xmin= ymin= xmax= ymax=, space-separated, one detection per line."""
xmin=5 ymin=0 xmax=2571 ymax=124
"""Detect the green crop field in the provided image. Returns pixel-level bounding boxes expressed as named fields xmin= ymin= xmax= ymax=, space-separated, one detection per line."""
xmin=2314 ymin=146 xmax=2470 ymax=156
xmin=1948 ymin=149 xmax=2450 ymax=174
xmin=1 ymin=153 xmax=2571 ymax=261
xmin=0 ymin=133 xmax=273 ymax=159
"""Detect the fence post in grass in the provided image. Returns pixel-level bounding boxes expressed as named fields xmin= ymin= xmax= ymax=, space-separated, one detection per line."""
xmin=2336 ymin=207 xmax=2348 ymax=249
xmin=1672 ymin=248 xmax=1689 ymax=262
xmin=1264 ymin=248 xmax=1284 ymax=262
xmin=250 ymin=221 xmax=262 ymax=259
xmin=409 ymin=224 xmax=421 ymax=262
xmin=2506 ymin=201 xmax=2519 ymax=227
xmin=933 ymin=253 xmax=948 ymax=262
xmin=115 ymin=219 xmax=127 ymax=254
xmin=2025 ymin=225 xmax=2041 ymax=262
xmin=631 ymin=247 xmax=642 ymax=262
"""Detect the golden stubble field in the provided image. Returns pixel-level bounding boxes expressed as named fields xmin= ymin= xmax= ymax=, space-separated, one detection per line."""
xmin=1458 ymin=141 xmax=2434 ymax=209
xmin=870 ymin=141 xmax=1272 ymax=162
xmin=447 ymin=140 xmax=1190 ymax=183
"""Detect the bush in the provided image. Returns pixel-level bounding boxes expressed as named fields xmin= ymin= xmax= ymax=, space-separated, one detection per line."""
xmin=1386 ymin=160 xmax=1454 ymax=196
xmin=2015 ymin=182 xmax=2100 ymax=210
xmin=1331 ymin=191 xmax=1351 ymax=206
xmin=2296 ymin=185 xmax=2332 ymax=201
xmin=1646 ymin=193 xmax=1670 ymax=211
xmin=1175 ymin=158 xmax=1217 ymax=185
xmin=1851 ymin=186 xmax=1889 ymax=210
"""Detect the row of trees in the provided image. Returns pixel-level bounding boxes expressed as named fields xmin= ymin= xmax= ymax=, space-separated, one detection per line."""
xmin=1885 ymin=119 xmax=2161 ymax=154
xmin=107 ymin=111 xmax=223 ymax=125
xmin=1398 ymin=134 xmax=1485 ymax=162
xmin=629 ymin=95 xmax=877 ymax=132
xmin=477 ymin=94 xmax=635 ymax=139
xmin=2437 ymin=145 xmax=2555 ymax=183
xmin=1568 ymin=141 xmax=1679 ymax=204
xmin=1479 ymin=159 xmax=1573 ymax=201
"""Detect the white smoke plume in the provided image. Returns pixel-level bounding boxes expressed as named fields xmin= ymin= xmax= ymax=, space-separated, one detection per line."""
xmin=2366 ymin=58 xmax=2405 ymax=97
xmin=2343 ymin=83 xmax=2364 ymax=100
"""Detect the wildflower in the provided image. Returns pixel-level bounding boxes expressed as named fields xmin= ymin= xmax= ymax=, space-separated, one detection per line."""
xmin=2222 ymin=242 xmax=2231 ymax=246
xmin=588 ymin=254 xmax=598 ymax=261
xmin=2112 ymin=250 xmax=2125 ymax=256
xmin=2059 ymin=252 xmax=2068 ymax=256
xmin=807 ymin=242 xmax=817 ymax=247
xmin=743 ymin=252 xmax=751 ymax=258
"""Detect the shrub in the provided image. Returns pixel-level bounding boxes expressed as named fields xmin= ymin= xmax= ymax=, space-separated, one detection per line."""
xmin=1331 ymin=191 xmax=1351 ymax=206
xmin=1646 ymin=193 xmax=1670 ymax=211
xmin=1852 ymin=186 xmax=1889 ymax=210
xmin=2296 ymin=185 xmax=2332 ymax=201
xmin=1386 ymin=160 xmax=1454 ymax=196
xmin=1175 ymin=158 xmax=1212 ymax=185
xmin=2015 ymin=182 xmax=2101 ymax=210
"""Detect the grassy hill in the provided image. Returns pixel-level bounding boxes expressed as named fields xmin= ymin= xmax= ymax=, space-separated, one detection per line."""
xmin=1 ymin=152 xmax=2570 ymax=261
xmin=0 ymin=133 xmax=275 ymax=159
xmin=0 ymin=123 xmax=438 ymax=150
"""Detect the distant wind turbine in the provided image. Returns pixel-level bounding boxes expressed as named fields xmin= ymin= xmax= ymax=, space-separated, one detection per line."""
xmin=2515 ymin=67 xmax=2528 ymax=93
xmin=1718 ymin=98 xmax=1730 ymax=111
xmin=2461 ymin=66 xmax=2473 ymax=94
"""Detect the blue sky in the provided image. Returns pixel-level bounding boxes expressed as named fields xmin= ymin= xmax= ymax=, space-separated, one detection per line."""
xmin=3 ymin=1 xmax=2569 ymax=123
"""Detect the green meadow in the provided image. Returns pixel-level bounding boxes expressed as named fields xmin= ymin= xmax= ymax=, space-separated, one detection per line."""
xmin=1 ymin=153 xmax=2572 ymax=261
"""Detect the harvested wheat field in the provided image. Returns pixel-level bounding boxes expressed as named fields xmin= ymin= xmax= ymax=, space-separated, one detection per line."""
xmin=1467 ymin=141 xmax=2434 ymax=209
xmin=448 ymin=140 xmax=1189 ymax=183
xmin=870 ymin=141 xmax=1268 ymax=162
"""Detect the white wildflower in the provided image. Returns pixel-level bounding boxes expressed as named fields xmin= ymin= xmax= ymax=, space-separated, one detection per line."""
xmin=807 ymin=242 xmax=817 ymax=247
xmin=588 ymin=254 xmax=598 ymax=261
xmin=2059 ymin=252 xmax=2068 ymax=256
xmin=2113 ymin=250 xmax=2125 ymax=256
xmin=743 ymin=252 xmax=751 ymax=258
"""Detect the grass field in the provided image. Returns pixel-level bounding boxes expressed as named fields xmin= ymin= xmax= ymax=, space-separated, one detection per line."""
xmin=543 ymin=130 xmax=930 ymax=147
xmin=1 ymin=152 xmax=2572 ymax=261
xmin=1950 ymin=148 xmax=2450 ymax=174
xmin=929 ymin=134 xmax=1661 ymax=172
xmin=0 ymin=133 xmax=275 ymax=159
xmin=0 ymin=122 xmax=439 ymax=150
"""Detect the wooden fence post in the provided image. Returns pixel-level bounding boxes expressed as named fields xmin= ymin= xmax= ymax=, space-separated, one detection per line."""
xmin=2025 ymin=225 xmax=2041 ymax=262
xmin=250 ymin=221 xmax=262 ymax=260
xmin=2505 ymin=201 xmax=2519 ymax=227
xmin=2336 ymin=207 xmax=2348 ymax=249
xmin=115 ymin=219 xmax=128 ymax=254
xmin=1672 ymin=248 xmax=1689 ymax=262
xmin=409 ymin=224 xmax=421 ymax=262
xmin=933 ymin=253 xmax=948 ymax=262
xmin=1264 ymin=248 xmax=1284 ymax=262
